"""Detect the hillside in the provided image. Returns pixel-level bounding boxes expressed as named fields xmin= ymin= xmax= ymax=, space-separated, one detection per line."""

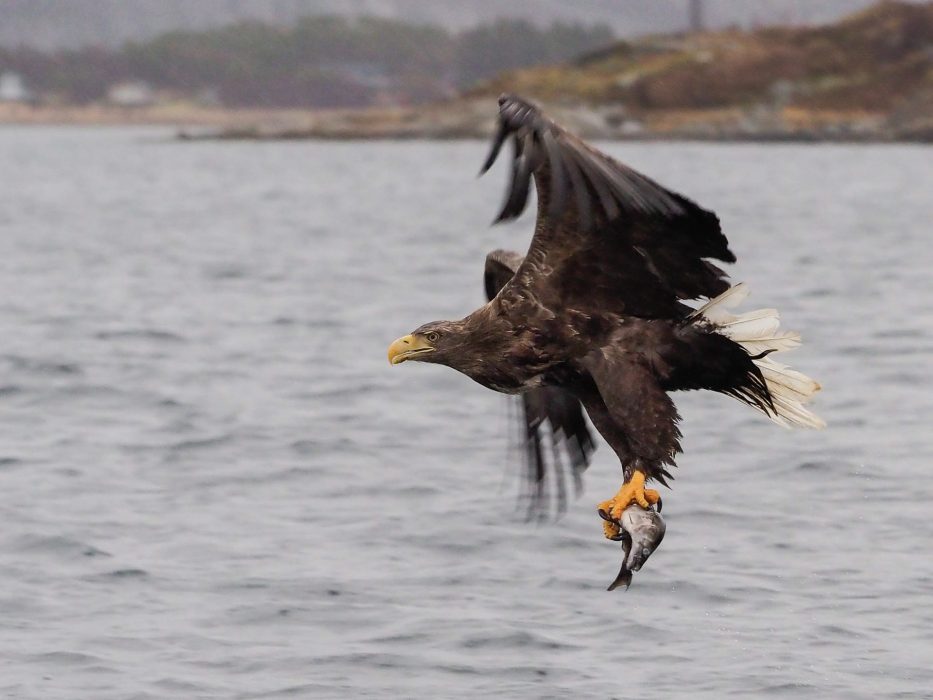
xmin=463 ymin=0 xmax=933 ymax=140
xmin=2 ymin=2 xmax=930 ymax=141
xmin=162 ymin=1 xmax=932 ymax=142
xmin=0 ymin=17 xmax=613 ymax=109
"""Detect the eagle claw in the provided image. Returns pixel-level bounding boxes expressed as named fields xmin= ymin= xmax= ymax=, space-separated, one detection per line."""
xmin=598 ymin=509 xmax=626 ymax=540
xmin=597 ymin=470 xmax=661 ymax=539
xmin=597 ymin=508 xmax=615 ymax=523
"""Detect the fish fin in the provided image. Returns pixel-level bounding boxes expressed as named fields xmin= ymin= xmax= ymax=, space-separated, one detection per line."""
xmin=607 ymin=568 xmax=633 ymax=591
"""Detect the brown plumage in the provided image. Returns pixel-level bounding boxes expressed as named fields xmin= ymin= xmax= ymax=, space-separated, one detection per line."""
xmin=388 ymin=94 xmax=822 ymax=517
xmin=486 ymin=249 xmax=595 ymax=518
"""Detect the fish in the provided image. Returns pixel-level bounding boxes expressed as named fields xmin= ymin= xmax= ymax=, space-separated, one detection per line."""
xmin=599 ymin=503 xmax=666 ymax=591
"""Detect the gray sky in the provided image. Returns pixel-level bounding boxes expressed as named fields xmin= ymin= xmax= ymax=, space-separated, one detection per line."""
xmin=0 ymin=0 xmax=904 ymax=50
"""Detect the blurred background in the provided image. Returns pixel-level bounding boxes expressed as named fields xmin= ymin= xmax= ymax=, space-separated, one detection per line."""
xmin=1 ymin=0 xmax=931 ymax=139
xmin=0 ymin=1 xmax=931 ymax=699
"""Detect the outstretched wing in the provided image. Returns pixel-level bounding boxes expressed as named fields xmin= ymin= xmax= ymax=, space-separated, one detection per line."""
xmin=485 ymin=250 xmax=596 ymax=518
xmin=481 ymin=94 xmax=735 ymax=321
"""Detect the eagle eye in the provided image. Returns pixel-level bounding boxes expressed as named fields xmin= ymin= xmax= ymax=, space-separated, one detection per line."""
xmin=425 ymin=331 xmax=440 ymax=343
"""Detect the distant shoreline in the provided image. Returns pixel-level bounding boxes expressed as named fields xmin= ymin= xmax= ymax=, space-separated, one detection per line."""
xmin=3 ymin=3 xmax=929 ymax=145
xmin=1 ymin=101 xmax=929 ymax=144
xmin=0 ymin=102 xmax=315 ymax=128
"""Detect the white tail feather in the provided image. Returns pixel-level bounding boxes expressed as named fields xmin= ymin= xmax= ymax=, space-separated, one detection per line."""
xmin=697 ymin=284 xmax=825 ymax=429
xmin=736 ymin=331 xmax=801 ymax=357
xmin=690 ymin=282 xmax=750 ymax=319
xmin=717 ymin=312 xmax=781 ymax=340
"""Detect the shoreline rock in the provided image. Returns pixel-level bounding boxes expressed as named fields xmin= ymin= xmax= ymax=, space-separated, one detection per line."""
xmin=175 ymin=99 xmax=931 ymax=143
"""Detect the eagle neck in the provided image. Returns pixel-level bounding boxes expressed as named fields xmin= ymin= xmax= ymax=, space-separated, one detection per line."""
xmin=450 ymin=304 xmax=524 ymax=392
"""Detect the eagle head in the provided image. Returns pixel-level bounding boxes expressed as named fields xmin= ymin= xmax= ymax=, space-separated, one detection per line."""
xmin=387 ymin=320 xmax=466 ymax=367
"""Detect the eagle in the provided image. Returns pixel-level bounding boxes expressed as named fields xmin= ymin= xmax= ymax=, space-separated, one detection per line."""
xmin=388 ymin=95 xmax=823 ymax=540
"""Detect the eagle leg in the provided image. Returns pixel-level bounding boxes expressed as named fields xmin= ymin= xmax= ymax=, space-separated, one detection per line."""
xmin=596 ymin=470 xmax=660 ymax=539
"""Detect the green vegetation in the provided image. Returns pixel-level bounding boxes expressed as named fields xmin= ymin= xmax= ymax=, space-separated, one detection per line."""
xmin=0 ymin=16 xmax=613 ymax=107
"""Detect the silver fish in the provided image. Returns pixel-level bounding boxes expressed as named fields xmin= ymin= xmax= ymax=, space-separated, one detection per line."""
xmin=601 ymin=503 xmax=666 ymax=591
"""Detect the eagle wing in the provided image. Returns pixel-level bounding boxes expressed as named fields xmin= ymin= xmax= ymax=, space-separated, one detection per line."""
xmin=481 ymin=94 xmax=735 ymax=321
xmin=480 ymin=95 xmax=743 ymax=482
xmin=485 ymin=250 xmax=596 ymax=518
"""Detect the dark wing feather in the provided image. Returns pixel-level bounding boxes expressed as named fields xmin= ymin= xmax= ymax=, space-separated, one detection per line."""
xmin=483 ymin=249 xmax=525 ymax=302
xmin=482 ymin=94 xmax=735 ymax=321
xmin=519 ymin=386 xmax=595 ymax=519
xmin=484 ymin=250 xmax=596 ymax=518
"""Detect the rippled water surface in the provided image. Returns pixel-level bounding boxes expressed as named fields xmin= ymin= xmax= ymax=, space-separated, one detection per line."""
xmin=1 ymin=127 xmax=931 ymax=698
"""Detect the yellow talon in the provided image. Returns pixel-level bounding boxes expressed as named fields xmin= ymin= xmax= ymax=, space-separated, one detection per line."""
xmin=602 ymin=519 xmax=621 ymax=539
xmin=597 ymin=470 xmax=660 ymax=538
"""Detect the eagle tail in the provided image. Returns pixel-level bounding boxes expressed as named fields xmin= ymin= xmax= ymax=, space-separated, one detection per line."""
xmin=696 ymin=284 xmax=825 ymax=429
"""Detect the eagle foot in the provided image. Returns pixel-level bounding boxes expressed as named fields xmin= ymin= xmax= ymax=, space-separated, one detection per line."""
xmin=596 ymin=470 xmax=660 ymax=540
xmin=599 ymin=515 xmax=623 ymax=540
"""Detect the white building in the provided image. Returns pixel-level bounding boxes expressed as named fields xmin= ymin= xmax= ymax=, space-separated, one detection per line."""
xmin=0 ymin=71 xmax=31 ymax=102
xmin=107 ymin=81 xmax=155 ymax=107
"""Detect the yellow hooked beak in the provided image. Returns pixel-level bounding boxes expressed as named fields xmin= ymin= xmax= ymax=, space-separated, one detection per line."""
xmin=387 ymin=334 xmax=435 ymax=365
